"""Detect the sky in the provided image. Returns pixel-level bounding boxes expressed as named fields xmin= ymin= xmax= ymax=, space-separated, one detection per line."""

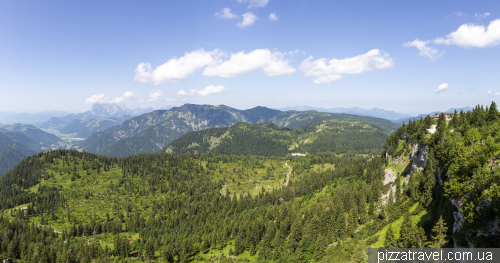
xmin=1 ymin=0 xmax=500 ymax=115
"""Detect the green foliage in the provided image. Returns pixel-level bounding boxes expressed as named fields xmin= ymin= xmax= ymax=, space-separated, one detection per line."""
xmin=0 ymin=148 xmax=388 ymax=262
xmin=429 ymin=215 xmax=448 ymax=248
xmin=80 ymin=104 xmax=399 ymax=157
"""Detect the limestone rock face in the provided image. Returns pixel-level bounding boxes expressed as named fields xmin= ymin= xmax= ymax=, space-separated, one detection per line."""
xmin=410 ymin=144 xmax=428 ymax=173
xmin=450 ymin=196 xmax=500 ymax=248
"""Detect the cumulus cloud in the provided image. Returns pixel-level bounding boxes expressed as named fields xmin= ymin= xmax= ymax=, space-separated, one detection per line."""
xmin=237 ymin=12 xmax=258 ymax=27
xmin=85 ymin=92 xmax=136 ymax=104
xmin=148 ymin=90 xmax=163 ymax=102
xmin=436 ymin=83 xmax=449 ymax=93
xmin=203 ymin=49 xmax=295 ymax=77
xmin=488 ymin=90 xmax=500 ymax=97
xmin=313 ymin=75 xmax=342 ymax=84
xmin=403 ymin=39 xmax=444 ymax=61
xmin=405 ymin=18 xmax=500 ymax=60
xmin=215 ymin=8 xmax=238 ymax=19
xmin=299 ymin=49 xmax=394 ymax=84
xmin=238 ymin=0 xmax=269 ymax=8
xmin=475 ymin=12 xmax=491 ymax=20
xmin=85 ymin=94 xmax=106 ymax=104
xmin=269 ymin=13 xmax=278 ymax=21
xmin=134 ymin=49 xmax=221 ymax=85
xmin=135 ymin=48 xmax=295 ymax=83
xmin=178 ymin=85 xmax=226 ymax=97
xmin=434 ymin=19 xmax=500 ymax=48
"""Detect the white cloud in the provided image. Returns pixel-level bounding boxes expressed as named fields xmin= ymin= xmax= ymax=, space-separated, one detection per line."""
xmin=134 ymin=49 xmax=221 ymax=85
xmin=178 ymin=85 xmax=226 ymax=97
xmin=85 ymin=92 xmax=136 ymax=104
xmin=123 ymin=91 xmax=136 ymax=99
xmin=139 ymin=100 xmax=144 ymax=103
xmin=488 ymin=90 xmax=500 ymax=97
xmin=313 ymin=75 xmax=342 ymax=84
xmin=203 ymin=49 xmax=295 ymax=77
xmin=456 ymin=92 xmax=462 ymax=95
xmin=136 ymin=48 xmax=295 ymax=83
xmin=215 ymin=8 xmax=238 ymax=19
xmin=475 ymin=12 xmax=491 ymax=20
xmin=238 ymin=0 xmax=269 ymax=8
xmin=198 ymin=85 xmax=226 ymax=96
xmin=436 ymin=83 xmax=449 ymax=93
xmin=403 ymin=39 xmax=444 ymax=61
xmin=269 ymin=13 xmax=278 ymax=21
xmin=299 ymin=49 xmax=394 ymax=84
xmin=165 ymin=98 xmax=175 ymax=102
xmin=177 ymin=89 xmax=195 ymax=96
xmin=237 ymin=12 xmax=258 ymax=27
xmin=85 ymin=94 xmax=106 ymax=104
xmin=447 ymin=11 xmax=464 ymax=18
xmin=434 ymin=19 xmax=500 ymax=48
xmin=148 ymin=90 xmax=163 ymax=102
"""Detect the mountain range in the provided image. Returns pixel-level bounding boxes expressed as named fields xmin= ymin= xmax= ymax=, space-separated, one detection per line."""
xmin=0 ymin=123 xmax=63 ymax=175
xmin=394 ymin=106 xmax=473 ymax=123
xmin=39 ymin=103 xmax=155 ymax=137
xmin=77 ymin=104 xmax=400 ymax=157
xmin=0 ymin=111 xmax=70 ymax=125
xmin=275 ymin=106 xmax=412 ymax=121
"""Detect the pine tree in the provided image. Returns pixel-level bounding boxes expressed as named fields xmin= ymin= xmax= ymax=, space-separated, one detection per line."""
xmin=145 ymin=238 xmax=155 ymax=259
xmin=487 ymin=101 xmax=499 ymax=122
xmin=384 ymin=224 xmax=396 ymax=248
xmin=430 ymin=216 xmax=448 ymax=248
xmin=313 ymin=234 xmax=326 ymax=262
xmin=398 ymin=213 xmax=414 ymax=248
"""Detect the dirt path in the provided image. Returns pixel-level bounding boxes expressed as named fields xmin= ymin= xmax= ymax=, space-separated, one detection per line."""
xmin=381 ymin=168 xmax=397 ymax=205
xmin=33 ymin=221 xmax=62 ymax=234
xmin=284 ymin=162 xmax=292 ymax=186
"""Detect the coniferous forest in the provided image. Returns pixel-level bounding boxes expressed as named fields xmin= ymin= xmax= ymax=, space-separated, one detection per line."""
xmin=0 ymin=103 xmax=499 ymax=262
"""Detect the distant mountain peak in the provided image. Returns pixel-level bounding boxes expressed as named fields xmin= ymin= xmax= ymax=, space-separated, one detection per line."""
xmin=91 ymin=103 xmax=130 ymax=116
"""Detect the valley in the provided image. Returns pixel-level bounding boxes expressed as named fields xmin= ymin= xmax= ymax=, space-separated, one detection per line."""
xmin=0 ymin=103 xmax=498 ymax=262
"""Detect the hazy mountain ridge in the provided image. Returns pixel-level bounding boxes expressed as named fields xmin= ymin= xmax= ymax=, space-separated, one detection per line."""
xmin=276 ymin=105 xmax=412 ymax=121
xmin=0 ymin=124 xmax=63 ymax=149
xmin=394 ymin=106 xmax=473 ymax=123
xmin=39 ymin=103 xmax=155 ymax=137
xmin=0 ymin=124 xmax=61 ymax=176
xmin=0 ymin=110 xmax=70 ymax=125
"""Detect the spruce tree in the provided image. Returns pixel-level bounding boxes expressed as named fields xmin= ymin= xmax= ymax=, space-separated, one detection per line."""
xmin=384 ymin=224 xmax=396 ymax=248
xmin=398 ymin=213 xmax=414 ymax=248
xmin=430 ymin=216 xmax=448 ymax=248
xmin=313 ymin=234 xmax=326 ymax=262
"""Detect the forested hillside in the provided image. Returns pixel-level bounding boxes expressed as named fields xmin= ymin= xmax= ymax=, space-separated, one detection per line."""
xmin=165 ymin=119 xmax=389 ymax=157
xmin=1 ymin=103 xmax=498 ymax=262
xmin=0 ymin=124 xmax=63 ymax=176
xmin=384 ymin=102 xmax=500 ymax=248
xmin=0 ymin=132 xmax=36 ymax=176
xmin=79 ymin=104 xmax=399 ymax=157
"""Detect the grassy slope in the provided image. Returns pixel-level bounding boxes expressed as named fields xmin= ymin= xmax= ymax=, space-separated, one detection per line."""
xmin=5 ymin=154 xmax=303 ymax=232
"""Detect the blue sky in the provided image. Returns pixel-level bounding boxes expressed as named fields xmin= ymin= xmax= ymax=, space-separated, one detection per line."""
xmin=1 ymin=0 xmax=499 ymax=115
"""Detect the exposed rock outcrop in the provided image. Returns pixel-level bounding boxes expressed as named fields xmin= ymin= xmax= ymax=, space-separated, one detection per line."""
xmin=410 ymin=144 xmax=428 ymax=173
